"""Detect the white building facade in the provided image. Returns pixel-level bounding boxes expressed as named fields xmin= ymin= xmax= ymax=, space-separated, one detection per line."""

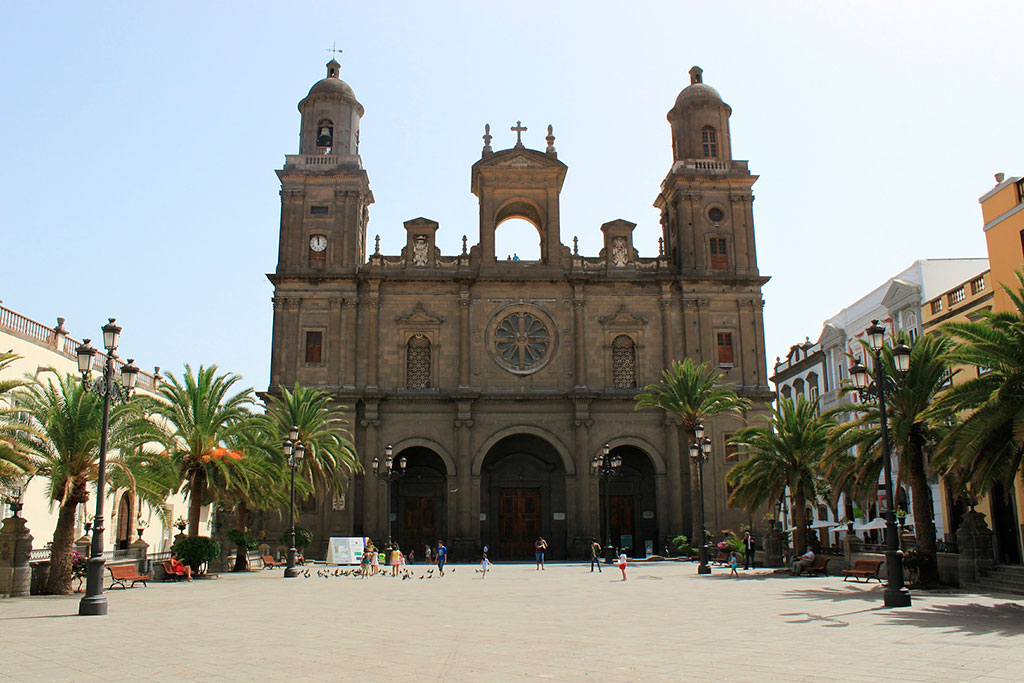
xmin=770 ymin=258 xmax=989 ymax=547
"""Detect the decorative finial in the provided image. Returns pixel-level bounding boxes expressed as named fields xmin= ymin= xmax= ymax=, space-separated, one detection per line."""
xmin=462 ymin=235 xmax=468 ymax=255
xmin=658 ymin=237 xmax=665 ymax=256
xmin=511 ymin=120 xmax=527 ymax=147
xmin=572 ymin=236 xmax=579 ymax=256
xmin=545 ymin=124 xmax=556 ymax=155
xmin=482 ymin=123 xmax=492 ymax=155
xmin=374 ymin=234 xmax=381 ymax=255
xmin=326 ymin=43 xmax=343 ymax=79
xmin=689 ymin=65 xmax=703 ymax=85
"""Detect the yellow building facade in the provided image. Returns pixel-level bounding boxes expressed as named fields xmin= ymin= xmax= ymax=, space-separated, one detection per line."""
xmin=978 ymin=172 xmax=1024 ymax=563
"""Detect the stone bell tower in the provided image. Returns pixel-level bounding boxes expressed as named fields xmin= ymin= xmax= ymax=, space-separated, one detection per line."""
xmin=274 ymin=58 xmax=373 ymax=276
xmin=470 ymin=122 xmax=569 ymax=267
xmin=655 ymin=66 xmax=760 ymax=278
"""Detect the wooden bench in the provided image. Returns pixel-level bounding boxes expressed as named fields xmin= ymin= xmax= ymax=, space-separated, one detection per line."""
xmin=261 ymin=555 xmax=286 ymax=569
xmin=711 ymin=551 xmax=732 ymax=566
xmin=843 ymin=559 xmax=884 ymax=583
xmin=161 ymin=561 xmax=186 ymax=582
xmin=802 ymin=556 xmax=830 ymax=577
xmin=108 ymin=564 xmax=150 ymax=589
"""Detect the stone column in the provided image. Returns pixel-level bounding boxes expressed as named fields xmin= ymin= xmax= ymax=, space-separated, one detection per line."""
xmin=956 ymin=509 xmax=995 ymax=587
xmin=457 ymin=287 xmax=471 ymax=390
xmin=284 ymin=298 xmax=302 ymax=382
xmin=366 ymin=283 xmax=381 ymax=390
xmin=360 ymin=417 xmax=382 ymax=540
xmin=342 ymin=298 xmax=358 ymax=389
xmin=270 ymin=297 xmax=286 ymax=387
xmin=659 ymin=286 xmax=674 ymax=368
xmin=572 ymin=284 xmax=587 ymax=389
xmin=0 ymin=515 xmax=33 ymax=598
xmin=663 ymin=417 xmax=684 ymax=535
xmin=453 ymin=414 xmax=474 ymax=560
xmin=573 ymin=416 xmax=594 ymax=552
xmin=328 ymin=299 xmax=342 ymax=387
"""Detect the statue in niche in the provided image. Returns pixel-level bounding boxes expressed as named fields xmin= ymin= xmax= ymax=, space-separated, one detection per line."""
xmin=412 ymin=235 xmax=430 ymax=266
xmin=612 ymin=237 xmax=629 ymax=267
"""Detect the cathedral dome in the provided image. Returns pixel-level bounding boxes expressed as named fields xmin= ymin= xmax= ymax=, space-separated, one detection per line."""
xmin=303 ymin=59 xmax=357 ymax=101
xmin=674 ymin=81 xmax=723 ymax=107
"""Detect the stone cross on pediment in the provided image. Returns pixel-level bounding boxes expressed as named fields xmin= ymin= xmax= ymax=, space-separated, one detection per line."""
xmin=511 ymin=121 xmax=527 ymax=147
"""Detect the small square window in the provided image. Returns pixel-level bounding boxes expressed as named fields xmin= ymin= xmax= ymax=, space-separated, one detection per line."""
xmin=310 ymin=206 xmax=329 ymax=216
xmin=716 ymin=332 xmax=734 ymax=366
xmin=724 ymin=434 xmax=739 ymax=462
xmin=305 ymin=331 xmax=323 ymax=364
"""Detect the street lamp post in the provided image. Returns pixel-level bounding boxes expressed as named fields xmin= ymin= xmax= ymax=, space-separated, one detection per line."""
xmin=591 ymin=443 xmax=621 ymax=563
xmin=284 ymin=425 xmax=304 ymax=579
xmin=849 ymin=319 xmax=912 ymax=609
xmin=75 ymin=319 xmax=140 ymax=616
xmin=372 ymin=444 xmax=406 ymax=545
xmin=689 ymin=424 xmax=712 ymax=575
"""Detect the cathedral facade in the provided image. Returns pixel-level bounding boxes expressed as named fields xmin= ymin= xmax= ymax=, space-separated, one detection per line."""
xmin=267 ymin=60 xmax=772 ymax=560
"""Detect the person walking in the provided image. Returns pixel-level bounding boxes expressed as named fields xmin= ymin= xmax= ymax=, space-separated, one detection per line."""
xmin=535 ymin=537 xmax=548 ymax=570
xmin=436 ymin=540 xmax=448 ymax=576
xmin=424 ymin=544 xmax=432 ymax=565
xmin=743 ymin=531 xmax=756 ymax=570
xmin=729 ymin=551 xmax=740 ymax=578
xmin=480 ymin=550 xmax=492 ymax=578
xmin=390 ymin=543 xmax=402 ymax=576
xmin=618 ymin=551 xmax=628 ymax=581
xmin=590 ymin=538 xmax=603 ymax=573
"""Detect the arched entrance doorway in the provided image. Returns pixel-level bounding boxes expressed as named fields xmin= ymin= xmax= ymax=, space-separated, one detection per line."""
xmin=601 ymin=446 xmax=658 ymax=559
xmin=480 ymin=434 xmax=567 ymax=560
xmin=393 ymin=447 xmax=447 ymax=555
xmin=115 ymin=491 xmax=134 ymax=550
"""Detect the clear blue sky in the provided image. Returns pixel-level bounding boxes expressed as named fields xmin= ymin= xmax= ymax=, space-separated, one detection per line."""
xmin=2 ymin=2 xmax=1021 ymax=389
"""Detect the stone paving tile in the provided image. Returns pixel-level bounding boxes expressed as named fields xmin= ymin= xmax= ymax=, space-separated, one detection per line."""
xmin=2 ymin=563 xmax=1023 ymax=680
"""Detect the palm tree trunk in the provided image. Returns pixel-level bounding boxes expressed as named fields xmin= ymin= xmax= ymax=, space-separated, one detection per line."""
xmin=46 ymin=479 xmax=88 ymax=595
xmin=907 ymin=434 xmax=940 ymax=586
xmin=188 ymin=469 xmax=205 ymax=536
xmin=233 ymin=501 xmax=249 ymax=572
xmin=792 ymin=498 xmax=809 ymax=559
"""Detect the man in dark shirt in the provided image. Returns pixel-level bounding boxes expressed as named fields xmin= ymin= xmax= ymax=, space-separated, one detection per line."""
xmin=743 ymin=531 xmax=756 ymax=570
xmin=590 ymin=538 xmax=603 ymax=573
xmin=435 ymin=540 xmax=447 ymax=576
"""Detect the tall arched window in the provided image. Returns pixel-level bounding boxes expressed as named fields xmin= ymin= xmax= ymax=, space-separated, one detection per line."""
xmin=612 ymin=335 xmax=637 ymax=389
xmin=701 ymin=126 xmax=718 ymax=158
xmin=406 ymin=335 xmax=431 ymax=389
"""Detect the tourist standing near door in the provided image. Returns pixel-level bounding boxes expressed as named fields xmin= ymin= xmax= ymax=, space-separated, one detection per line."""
xmin=590 ymin=538 xmax=602 ymax=573
xmin=535 ymin=537 xmax=548 ymax=570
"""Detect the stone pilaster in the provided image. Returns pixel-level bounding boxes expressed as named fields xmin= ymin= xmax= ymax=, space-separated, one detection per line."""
xmin=0 ymin=515 xmax=33 ymax=598
xmin=572 ymin=284 xmax=587 ymax=389
xmin=457 ymin=288 xmax=471 ymax=390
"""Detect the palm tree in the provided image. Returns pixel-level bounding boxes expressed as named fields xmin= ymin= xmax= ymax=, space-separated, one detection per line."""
xmin=726 ymin=396 xmax=834 ymax=555
xmin=147 ymin=365 xmax=254 ymax=536
xmin=261 ymin=383 xmax=360 ymax=498
xmin=0 ymin=352 xmax=37 ymax=488
xmin=634 ymin=358 xmax=751 ymax=540
xmin=16 ymin=372 xmax=155 ymax=594
xmin=826 ymin=332 xmax=953 ymax=586
xmin=936 ymin=271 xmax=1024 ymax=495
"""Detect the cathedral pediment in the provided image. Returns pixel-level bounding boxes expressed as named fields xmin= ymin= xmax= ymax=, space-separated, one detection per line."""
xmin=599 ymin=305 xmax=649 ymax=327
xmin=395 ymin=303 xmax=446 ymax=325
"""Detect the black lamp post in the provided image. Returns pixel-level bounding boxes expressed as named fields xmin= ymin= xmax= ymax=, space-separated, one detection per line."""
xmin=591 ymin=443 xmax=622 ymax=563
xmin=4 ymin=486 xmax=23 ymax=517
xmin=849 ymin=319 xmax=912 ymax=608
xmin=284 ymin=425 xmax=304 ymax=579
xmin=689 ymin=424 xmax=712 ymax=575
xmin=372 ymin=444 xmax=406 ymax=545
xmin=75 ymin=319 xmax=140 ymax=616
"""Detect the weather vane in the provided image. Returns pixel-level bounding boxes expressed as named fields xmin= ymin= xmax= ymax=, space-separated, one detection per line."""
xmin=326 ymin=41 xmax=343 ymax=60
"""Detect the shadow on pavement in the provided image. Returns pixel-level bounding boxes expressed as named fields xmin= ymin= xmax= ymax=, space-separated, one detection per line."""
xmin=782 ymin=585 xmax=886 ymax=603
xmin=779 ymin=605 xmax=886 ymax=627
xmin=0 ymin=613 xmax=79 ymax=620
xmin=882 ymin=602 xmax=1024 ymax=637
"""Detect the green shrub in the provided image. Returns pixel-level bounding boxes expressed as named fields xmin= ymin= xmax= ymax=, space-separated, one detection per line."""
xmin=226 ymin=529 xmax=259 ymax=551
xmin=672 ymin=534 xmax=696 ymax=556
xmin=171 ymin=535 xmax=221 ymax=573
xmin=280 ymin=526 xmax=313 ymax=550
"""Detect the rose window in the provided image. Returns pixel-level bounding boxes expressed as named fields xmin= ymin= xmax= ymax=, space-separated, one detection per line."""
xmin=493 ymin=311 xmax=551 ymax=373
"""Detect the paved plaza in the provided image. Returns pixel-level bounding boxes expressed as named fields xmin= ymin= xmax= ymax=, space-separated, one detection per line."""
xmin=2 ymin=561 xmax=1023 ymax=682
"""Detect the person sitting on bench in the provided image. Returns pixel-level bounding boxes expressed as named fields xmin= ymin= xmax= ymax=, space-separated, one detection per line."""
xmin=790 ymin=546 xmax=815 ymax=575
xmin=169 ymin=552 xmax=193 ymax=582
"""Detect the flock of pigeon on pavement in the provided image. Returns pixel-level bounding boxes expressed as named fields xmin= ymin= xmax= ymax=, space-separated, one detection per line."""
xmin=302 ymin=566 xmax=459 ymax=580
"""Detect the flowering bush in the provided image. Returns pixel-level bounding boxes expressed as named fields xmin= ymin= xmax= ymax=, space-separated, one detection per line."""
xmin=71 ymin=550 xmax=88 ymax=580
